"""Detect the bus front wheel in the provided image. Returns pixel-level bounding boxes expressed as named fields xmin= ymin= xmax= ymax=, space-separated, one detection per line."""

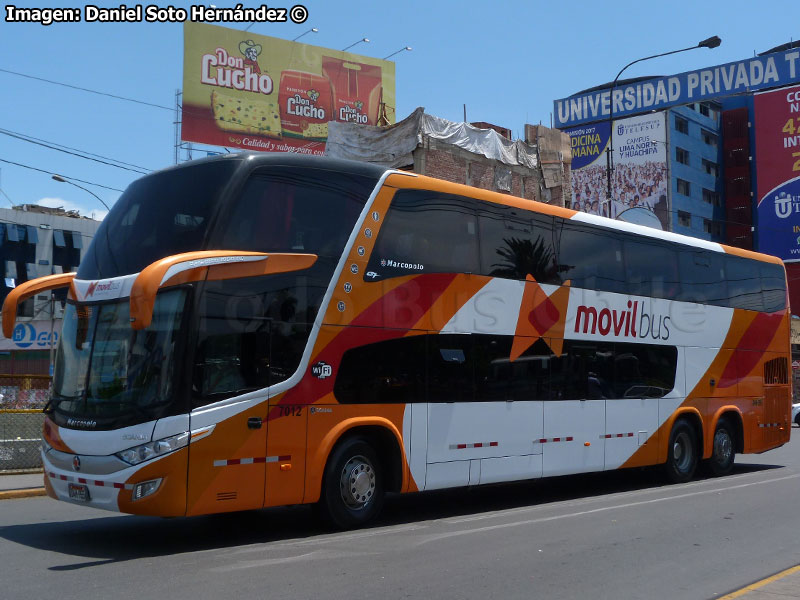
xmin=318 ymin=437 xmax=384 ymax=529
xmin=664 ymin=419 xmax=698 ymax=484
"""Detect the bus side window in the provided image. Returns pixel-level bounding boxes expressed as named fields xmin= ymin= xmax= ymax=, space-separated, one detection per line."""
xmin=428 ymin=334 xmax=475 ymax=403
xmin=333 ymin=336 xmax=426 ymax=404
xmin=623 ymin=239 xmax=680 ymax=300
xmin=478 ymin=211 xmax=559 ymax=283
xmin=726 ymin=256 xmax=764 ymax=311
xmin=556 ymin=225 xmax=625 ymax=293
xmin=365 ymin=190 xmax=479 ymax=280
xmin=760 ymin=262 xmax=787 ymax=312
xmin=678 ymin=251 xmax=728 ymax=306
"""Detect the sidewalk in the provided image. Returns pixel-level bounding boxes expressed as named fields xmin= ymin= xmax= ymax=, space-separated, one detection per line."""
xmin=0 ymin=471 xmax=46 ymax=499
xmin=719 ymin=564 xmax=800 ymax=598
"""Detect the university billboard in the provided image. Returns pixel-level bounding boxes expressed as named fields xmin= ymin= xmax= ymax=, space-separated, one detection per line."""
xmin=554 ymin=47 xmax=800 ymax=128
xmin=566 ymin=112 xmax=669 ymax=230
xmin=754 ymin=84 xmax=800 ymax=261
xmin=181 ymin=22 xmax=396 ymax=154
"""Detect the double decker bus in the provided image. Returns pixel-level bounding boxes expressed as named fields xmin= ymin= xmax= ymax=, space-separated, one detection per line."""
xmin=4 ymin=154 xmax=790 ymax=529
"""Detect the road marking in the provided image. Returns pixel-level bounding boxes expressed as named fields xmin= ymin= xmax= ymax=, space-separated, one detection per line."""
xmin=718 ymin=564 xmax=800 ymax=599
xmin=445 ymin=470 xmax=799 ymax=525
xmin=417 ymin=473 xmax=800 ymax=544
xmin=220 ymin=471 xmax=800 ymax=560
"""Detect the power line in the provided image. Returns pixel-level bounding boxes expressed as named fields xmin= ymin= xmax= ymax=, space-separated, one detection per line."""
xmin=0 ymin=66 xmax=297 ymax=141
xmin=0 ymin=128 xmax=154 ymax=172
xmin=0 ymin=158 xmax=125 ymax=193
xmin=0 ymin=187 xmax=15 ymax=207
xmin=0 ymin=67 xmax=173 ymax=112
xmin=0 ymin=130 xmax=149 ymax=175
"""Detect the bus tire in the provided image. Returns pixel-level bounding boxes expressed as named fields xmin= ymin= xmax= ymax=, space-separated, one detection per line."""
xmin=705 ymin=418 xmax=736 ymax=477
xmin=318 ymin=437 xmax=384 ymax=530
xmin=664 ymin=419 xmax=698 ymax=484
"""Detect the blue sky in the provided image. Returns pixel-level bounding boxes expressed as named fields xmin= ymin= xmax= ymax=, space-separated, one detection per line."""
xmin=0 ymin=0 xmax=796 ymax=218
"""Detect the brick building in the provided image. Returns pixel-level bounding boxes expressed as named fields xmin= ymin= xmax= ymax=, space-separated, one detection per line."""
xmin=325 ymin=107 xmax=572 ymax=207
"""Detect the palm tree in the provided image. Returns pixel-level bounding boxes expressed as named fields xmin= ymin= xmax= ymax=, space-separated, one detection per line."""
xmin=490 ymin=236 xmax=557 ymax=281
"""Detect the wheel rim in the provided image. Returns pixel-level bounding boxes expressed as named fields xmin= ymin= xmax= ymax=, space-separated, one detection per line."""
xmin=714 ymin=429 xmax=732 ymax=464
xmin=339 ymin=454 xmax=376 ymax=510
xmin=672 ymin=431 xmax=693 ymax=473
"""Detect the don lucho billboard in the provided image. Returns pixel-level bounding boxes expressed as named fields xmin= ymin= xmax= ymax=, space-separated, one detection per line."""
xmin=565 ymin=112 xmax=669 ymax=230
xmin=754 ymin=84 xmax=800 ymax=261
xmin=181 ymin=22 xmax=396 ymax=154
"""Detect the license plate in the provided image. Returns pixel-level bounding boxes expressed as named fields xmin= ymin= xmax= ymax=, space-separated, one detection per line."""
xmin=68 ymin=484 xmax=90 ymax=502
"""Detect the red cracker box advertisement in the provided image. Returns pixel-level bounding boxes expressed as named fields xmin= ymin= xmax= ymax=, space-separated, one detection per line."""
xmin=181 ymin=22 xmax=396 ymax=154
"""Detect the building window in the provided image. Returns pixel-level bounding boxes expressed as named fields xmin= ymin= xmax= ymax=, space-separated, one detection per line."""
xmin=677 ymin=179 xmax=691 ymax=196
xmin=53 ymin=229 xmax=66 ymax=248
xmin=675 ymin=116 xmax=689 ymax=134
xmin=702 ymin=188 xmax=722 ymax=206
xmin=676 ymin=147 xmax=690 ymax=165
xmin=702 ymin=159 xmax=719 ymax=177
xmin=52 ymin=229 xmax=81 ymax=272
xmin=703 ymin=219 xmax=723 ymax=237
xmin=698 ymin=102 xmax=721 ymax=121
xmin=678 ymin=211 xmax=691 ymax=227
xmin=701 ymin=129 xmax=718 ymax=147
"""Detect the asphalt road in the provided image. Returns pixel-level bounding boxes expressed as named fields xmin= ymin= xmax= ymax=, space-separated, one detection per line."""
xmin=2 ymin=431 xmax=800 ymax=600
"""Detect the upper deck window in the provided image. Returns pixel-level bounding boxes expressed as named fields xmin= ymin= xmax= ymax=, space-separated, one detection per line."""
xmin=214 ymin=166 xmax=376 ymax=259
xmin=365 ymin=190 xmax=480 ymax=281
xmin=78 ymin=160 xmax=239 ymax=279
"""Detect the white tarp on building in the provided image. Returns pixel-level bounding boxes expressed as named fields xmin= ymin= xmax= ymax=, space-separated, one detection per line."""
xmin=325 ymin=107 xmax=538 ymax=170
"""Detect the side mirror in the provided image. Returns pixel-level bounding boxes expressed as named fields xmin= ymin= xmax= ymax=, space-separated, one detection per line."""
xmin=1 ymin=273 xmax=76 ymax=338
xmin=129 ymin=251 xmax=317 ymax=330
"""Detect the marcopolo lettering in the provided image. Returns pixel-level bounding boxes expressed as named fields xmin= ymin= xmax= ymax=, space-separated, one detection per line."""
xmin=574 ymin=300 xmax=671 ymax=341
xmin=381 ymin=258 xmax=424 ymax=271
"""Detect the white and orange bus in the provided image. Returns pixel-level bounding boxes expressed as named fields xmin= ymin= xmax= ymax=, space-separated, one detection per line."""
xmin=3 ymin=154 xmax=791 ymax=528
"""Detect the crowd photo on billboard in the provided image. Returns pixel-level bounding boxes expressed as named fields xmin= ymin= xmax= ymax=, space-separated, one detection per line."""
xmin=566 ymin=113 xmax=669 ymax=230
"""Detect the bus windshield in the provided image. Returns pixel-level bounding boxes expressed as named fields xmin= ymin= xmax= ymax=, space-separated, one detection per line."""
xmin=57 ymin=158 xmax=384 ymax=428
xmin=78 ymin=159 xmax=241 ymax=280
xmin=52 ymin=289 xmax=187 ymax=429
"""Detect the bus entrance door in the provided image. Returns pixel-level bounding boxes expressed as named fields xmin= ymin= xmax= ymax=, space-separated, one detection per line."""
xmin=185 ymin=401 xmax=268 ymax=516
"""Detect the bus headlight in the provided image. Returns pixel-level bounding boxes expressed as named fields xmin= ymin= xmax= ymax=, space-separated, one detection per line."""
xmin=116 ymin=432 xmax=189 ymax=466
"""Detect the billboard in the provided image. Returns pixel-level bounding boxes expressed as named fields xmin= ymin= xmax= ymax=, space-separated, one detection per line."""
xmin=182 ymin=22 xmax=396 ymax=154
xmin=754 ymin=84 xmax=800 ymax=261
xmin=554 ymin=47 xmax=800 ymax=128
xmin=566 ymin=112 xmax=669 ymax=230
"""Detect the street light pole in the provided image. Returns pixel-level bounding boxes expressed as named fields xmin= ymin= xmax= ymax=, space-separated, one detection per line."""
xmin=382 ymin=46 xmax=412 ymax=60
xmin=51 ymin=174 xmax=111 ymax=211
xmin=292 ymin=27 xmax=318 ymax=42
xmin=343 ymin=38 xmax=369 ymax=52
xmin=605 ymin=36 xmax=721 ymax=207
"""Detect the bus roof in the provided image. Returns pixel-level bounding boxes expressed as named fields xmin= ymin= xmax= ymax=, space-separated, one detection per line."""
xmin=149 ymin=152 xmax=390 ymax=182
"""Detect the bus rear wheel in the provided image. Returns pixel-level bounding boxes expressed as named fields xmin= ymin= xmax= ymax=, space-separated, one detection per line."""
xmin=318 ymin=437 xmax=384 ymax=530
xmin=664 ymin=419 xmax=698 ymax=484
xmin=705 ymin=418 xmax=736 ymax=477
